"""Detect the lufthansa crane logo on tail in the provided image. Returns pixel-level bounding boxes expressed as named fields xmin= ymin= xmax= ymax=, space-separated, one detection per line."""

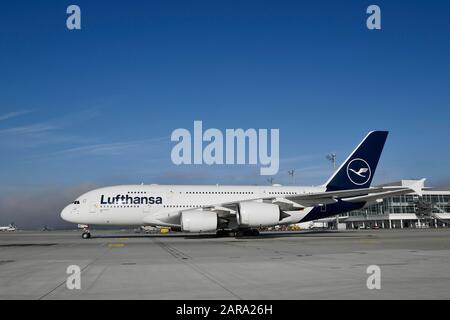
xmin=346 ymin=158 xmax=371 ymax=185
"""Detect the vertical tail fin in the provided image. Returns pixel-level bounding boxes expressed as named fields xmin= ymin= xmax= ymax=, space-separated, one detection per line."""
xmin=324 ymin=131 xmax=389 ymax=191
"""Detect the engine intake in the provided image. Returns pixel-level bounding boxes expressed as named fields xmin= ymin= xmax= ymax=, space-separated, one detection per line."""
xmin=237 ymin=202 xmax=281 ymax=227
xmin=181 ymin=210 xmax=218 ymax=232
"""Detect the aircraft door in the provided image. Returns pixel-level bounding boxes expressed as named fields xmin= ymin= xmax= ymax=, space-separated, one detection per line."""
xmin=143 ymin=203 xmax=153 ymax=213
xmin=89 ymin=202 xmax=98 ymax=213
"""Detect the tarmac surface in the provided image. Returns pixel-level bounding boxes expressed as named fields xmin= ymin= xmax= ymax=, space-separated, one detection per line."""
xmin=1 ymin=229 xmax=450 ymax=299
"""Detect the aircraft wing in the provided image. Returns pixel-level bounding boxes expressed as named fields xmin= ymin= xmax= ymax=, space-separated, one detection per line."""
xmin=144 ymin=204 xmax=238 ymax=227
xmin=201 ymin=205 xmax=236 ymax=217
xmin=179 ymin=187 xmax=412 ymax=216
xmin=145 ymin=185 xmax=420 ymax=226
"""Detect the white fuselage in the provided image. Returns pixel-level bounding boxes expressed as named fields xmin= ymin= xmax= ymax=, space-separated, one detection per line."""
xmin=60 ymin=184 xmax=325 ymax=227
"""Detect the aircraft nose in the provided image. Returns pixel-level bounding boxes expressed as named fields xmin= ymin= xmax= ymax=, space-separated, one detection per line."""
xmin=60 ymin=205 xmax=73 ymax=222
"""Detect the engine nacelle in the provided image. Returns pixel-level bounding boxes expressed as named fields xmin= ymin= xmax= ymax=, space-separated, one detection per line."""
xmin=237 ymin=202 xmax=280 ymax=227
xmin=181 ymin=210 xmax=218 ymax=232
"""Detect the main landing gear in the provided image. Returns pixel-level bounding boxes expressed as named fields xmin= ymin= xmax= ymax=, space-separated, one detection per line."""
xmin=216 ymin=229 xmax=260 ymax=237
xmin=216 ymin=230 xmax=236 ymax=237
xmin=236 ymin=229 xmax=260 ymax=237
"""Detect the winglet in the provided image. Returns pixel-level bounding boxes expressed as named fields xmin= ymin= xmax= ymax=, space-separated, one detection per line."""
xmin=407 ymin=178 xmax=426 ymax=196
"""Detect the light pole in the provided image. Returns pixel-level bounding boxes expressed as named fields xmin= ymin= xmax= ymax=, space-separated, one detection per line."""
xmin=288 ymin=169 xmax=295 ymax=185
xmin=326 ymin=153 xmax=337 ymax=171
xmin=326 ymin=153 xmax=339 ymax=229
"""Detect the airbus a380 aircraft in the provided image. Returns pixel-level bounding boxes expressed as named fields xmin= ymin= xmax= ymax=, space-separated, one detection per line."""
xmin=61 ymin=131 xmax=424 ymax=239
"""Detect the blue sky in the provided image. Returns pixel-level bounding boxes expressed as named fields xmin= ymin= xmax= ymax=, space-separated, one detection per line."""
xmin=1 ymin=0 xmax=450 ymax=205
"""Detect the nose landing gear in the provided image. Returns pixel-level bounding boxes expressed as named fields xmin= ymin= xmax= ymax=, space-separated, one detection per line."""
xmin=79 ymin=225 xmax=91 ymax=239
xmin=81 ymin=231 xmax=91 ymax=239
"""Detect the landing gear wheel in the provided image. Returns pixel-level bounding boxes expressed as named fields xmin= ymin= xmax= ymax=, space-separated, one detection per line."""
xmin=217 ymin=230 xmax=236 ymax=237
xmin=216 ymin=230 xmax=226 ymax=237
xmin=235 ymin=230 xmax=244 ymax=237
xmin=236 ymin=229 xmax=260 ymax=237
xmin=82 ymin=232 xmax=91 ymax=239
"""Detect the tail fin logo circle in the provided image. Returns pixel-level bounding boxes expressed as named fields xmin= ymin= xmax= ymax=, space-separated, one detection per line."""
xmin=347 ymin=158 xmax=371 ymax=185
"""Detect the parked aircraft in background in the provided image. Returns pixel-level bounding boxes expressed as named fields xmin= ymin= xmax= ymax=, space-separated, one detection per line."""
xmin=0 ymin=224 xmax=16 ymax=232
xmin=61 ymin=131 xmax=424 ymax=239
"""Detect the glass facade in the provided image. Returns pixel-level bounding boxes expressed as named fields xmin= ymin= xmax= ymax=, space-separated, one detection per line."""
xmin=343 ymin=192 xmax=450 ymax=218
xmin=329 ymin=191 xmax=450 ymax=229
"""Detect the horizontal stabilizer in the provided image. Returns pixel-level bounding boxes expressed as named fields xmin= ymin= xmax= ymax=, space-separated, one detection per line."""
xmin=281 ymin=186 xmax=409 ymax=208
xmin=342 ymin=188 xmax=414 ymax=203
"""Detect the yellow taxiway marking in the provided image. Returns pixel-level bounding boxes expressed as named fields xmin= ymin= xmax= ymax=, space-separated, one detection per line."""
xmin=108 ymin=243 xmax=125 ymax=248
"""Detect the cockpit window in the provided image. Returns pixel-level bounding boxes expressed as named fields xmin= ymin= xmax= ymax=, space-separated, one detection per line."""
xmin=73 ymin=201 xmax=80 ymax=204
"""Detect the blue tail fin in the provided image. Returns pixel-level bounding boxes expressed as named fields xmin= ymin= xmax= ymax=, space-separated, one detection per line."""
xmin=324 ymin=131 xmax=389 ymax=191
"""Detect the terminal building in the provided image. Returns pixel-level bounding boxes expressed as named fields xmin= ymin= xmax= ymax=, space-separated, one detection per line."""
xmin=306 ymin=180 xmax=450 ymax=229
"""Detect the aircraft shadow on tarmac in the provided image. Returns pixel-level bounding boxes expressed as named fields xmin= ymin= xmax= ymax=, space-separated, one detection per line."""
xmin=89 ymin=230 xmax=360 ymax=240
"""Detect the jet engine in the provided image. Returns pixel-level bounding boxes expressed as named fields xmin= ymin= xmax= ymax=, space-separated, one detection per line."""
xmin=181 ymin=210 xmax=218 ymax=232
xmin=237 ymin=202 xmax=281 ymax=227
